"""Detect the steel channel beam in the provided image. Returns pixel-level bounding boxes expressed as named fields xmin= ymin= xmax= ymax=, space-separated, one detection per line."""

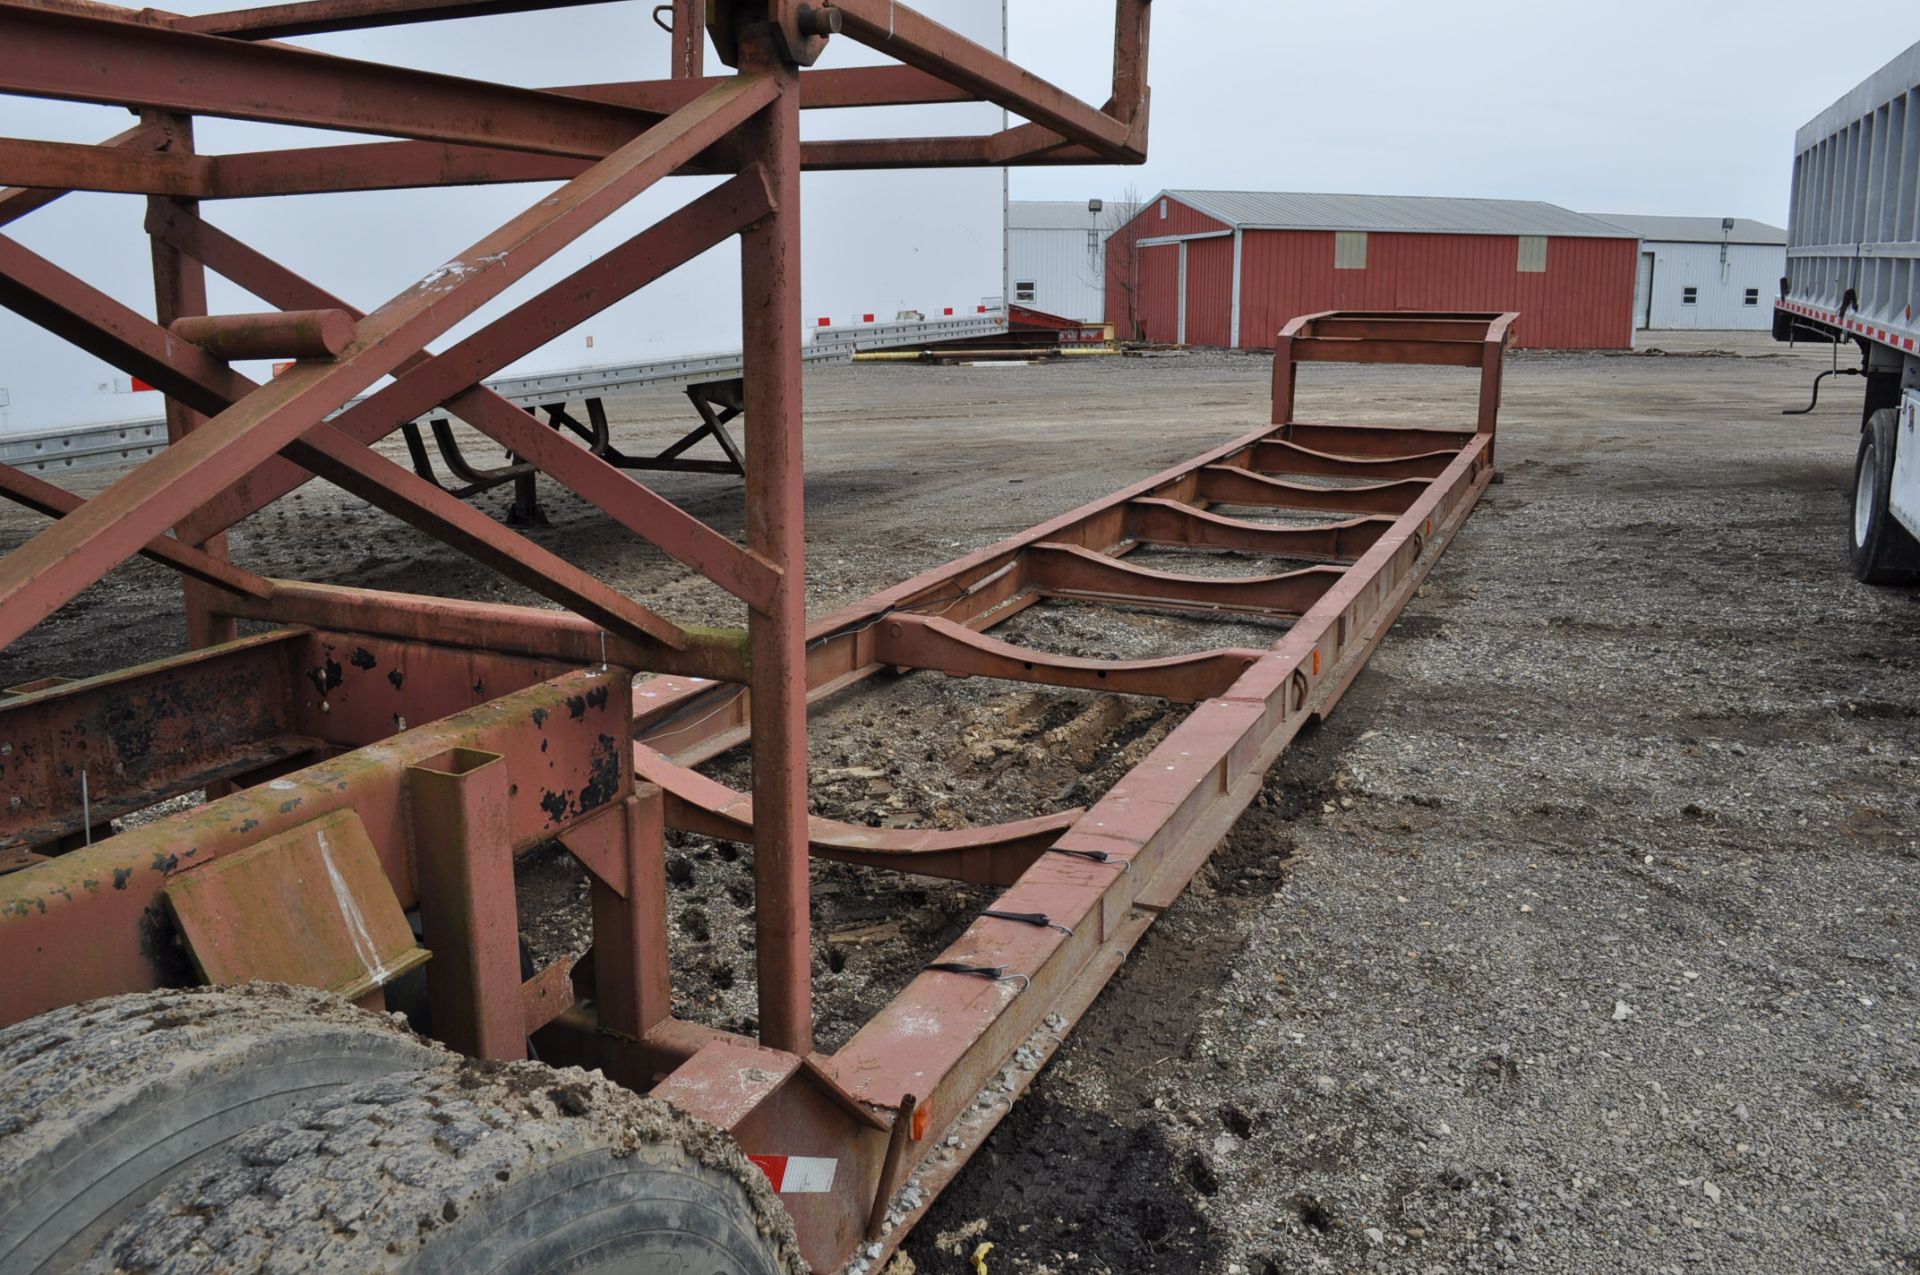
xmin=0 ymin=3 xmax=664 ymax=159
xmin=822 ymin=0 xmax=1136 ymax=161
xmin=0 ymin=665 xmax=630 ymax=1025
xmin=868 ymin=613 xmax=1263 ymax=702
xmin=1195 ymin=465 xmax=1430 ymax=516
xmin=1122 ymin=499 xmax=1392 ymax=562
xmin=735 ymin=32 xmax=812 ymax=1056
xmin=0 ymin=620 xmax=586 ymax=857
xmin=1246 ymin=439 xmax=1459 ymax=481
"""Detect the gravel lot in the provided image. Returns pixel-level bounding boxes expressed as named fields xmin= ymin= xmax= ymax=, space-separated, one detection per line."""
xmin=2 ymin=330 xmax=1915 ymax=1275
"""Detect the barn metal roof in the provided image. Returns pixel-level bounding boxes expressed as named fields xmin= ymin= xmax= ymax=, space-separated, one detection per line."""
xmin=1586 ymin=214 xmax=1787 ymax=246
xmin=1164 ymin=190 xmax=1634 ymax=239
xmin=1008 ymin=200 xmax=1132 ymax=231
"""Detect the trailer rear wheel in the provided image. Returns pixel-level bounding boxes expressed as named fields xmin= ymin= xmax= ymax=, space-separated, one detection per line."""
xmin=89 ymin=1062 xmax=805 ymax=1275
xmin=0 ymin=984 xmax=447 ymax=1274
xmin=1850 ymin=408 xmax=1920 ymax=584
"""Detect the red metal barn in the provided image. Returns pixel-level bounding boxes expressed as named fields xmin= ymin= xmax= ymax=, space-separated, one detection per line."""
xmin=1107 ymin=191 xmax=1638 ymax=350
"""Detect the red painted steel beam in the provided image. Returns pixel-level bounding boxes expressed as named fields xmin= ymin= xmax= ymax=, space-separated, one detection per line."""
xmin=821 ymin=0 xmax=1139 ymax=161
xmin=1024 ymin=542 xmax=1344 ymax=617
xmin=0 ymin=464 xmax=272 ymax=599
xmin=0 ymin=75 xmax=773 ymax=651
xmin=1109 ymin=0 xmax=1151 ymax=128
xmin=409 ymin=746 xmax=528 ymax=1060
xmin=178 ymin=0 xmax=621 ymax=39
xmin=0 ymin=666 xmax=631 ymax=1024
xmin=151 ymin=180 xmax=783 ymax=609
xmin=1277 ymin=423 xmax=1475 ymax=457
xmin=210 ymin=579 xmax=752 ymax=678
xmin=207 ymin=140 xmax=591 ymax=198
xmin=1246 ymin=439 xmax=1458 ymax=482
xmin=869 ymin=612 xmax=1262 ymax=703
xmin=0 ymin=3 xmax=667 ymax=159
xmin=0 ymin=137 xmax=209 ymax=197
xmin=736 ymin=34 xmax=812 ymax=1056
xmin=0 ymin=122 xmax=164 ymax=227
xmin=668 ymin=0 xmax=703 ymax=78
xmin=635 ymin=746 xmax=1078 ymax=887
xmin=0 ymin=629 xmax=309 ymax=853
xmin=1195 ymin=465 xmax=1429 ymax=516
xmin=1123 ymin=499 xmax=1391 ymax=563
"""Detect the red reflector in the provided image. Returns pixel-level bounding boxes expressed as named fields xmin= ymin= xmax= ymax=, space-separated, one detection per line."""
xmin=130 ymin=377 xmax=155 ymax=393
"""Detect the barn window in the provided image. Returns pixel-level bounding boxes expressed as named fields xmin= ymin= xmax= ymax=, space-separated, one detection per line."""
xmin=1516 ymin=236 xmax=1548 ymax=272
xmin=1333 ymin=231 xmax=1368 ymax=270
xmin=1744 ymin=287 xmax=1760 ymax=306
xmin=1014 ymin=280 xmax=1036 ymax=302
xmin=1682 ymin=286 xmax=1699 ymax=305
xmin=1159 ymin=198 xmax=1169 ymax=220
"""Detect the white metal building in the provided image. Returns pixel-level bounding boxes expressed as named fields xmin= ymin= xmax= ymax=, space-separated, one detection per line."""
xmin=1593 ymin=215 xmax=1788 ymax=331
xmin=1006 ymin=200 xmax=1120 ymax=322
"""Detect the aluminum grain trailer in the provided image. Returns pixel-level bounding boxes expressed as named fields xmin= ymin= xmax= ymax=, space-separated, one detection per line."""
xmin=1775 ymin=38 xmax=1920 ymax=583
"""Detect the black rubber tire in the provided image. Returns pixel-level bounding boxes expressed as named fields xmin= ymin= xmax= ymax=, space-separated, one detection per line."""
xmin=86 ymin=1062 xmax=806 ymax=1275
xmin=1849 ymin=407 xmax=1920 ymax=584
xmin=0 ymin=984 xmax=448 ymax=1274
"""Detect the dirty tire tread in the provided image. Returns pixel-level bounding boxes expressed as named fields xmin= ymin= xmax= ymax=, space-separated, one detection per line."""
xmin=0 ymin=984 xmax=448 ymax=1274
xmin=86 ymin=1062 xmax=807 ymax=1275
xmin=1850 ymin=407 xmax=1920 ymax=584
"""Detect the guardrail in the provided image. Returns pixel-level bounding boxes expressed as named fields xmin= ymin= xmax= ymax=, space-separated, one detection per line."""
xmin=2 ymin=310 xmax=1009 ymax=477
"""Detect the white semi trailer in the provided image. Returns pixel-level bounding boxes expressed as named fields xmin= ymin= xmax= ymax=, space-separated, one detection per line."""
xmin=1775 ymin=38 xmax=1920 ymax=584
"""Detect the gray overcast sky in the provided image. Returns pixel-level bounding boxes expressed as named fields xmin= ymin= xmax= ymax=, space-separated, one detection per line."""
xmin=3 ymin=1 xmax=1918 ymax=430
xmin=1010 ymin=1 xmax=1919 ymax=223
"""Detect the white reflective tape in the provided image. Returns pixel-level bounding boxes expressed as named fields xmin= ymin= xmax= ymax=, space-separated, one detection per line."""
xmin=778 ymin=1157 xmax=838 ymax=1194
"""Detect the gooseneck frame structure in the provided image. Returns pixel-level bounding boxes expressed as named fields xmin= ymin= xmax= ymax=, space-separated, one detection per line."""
xmin=0 ymin=2 xmax=1516 ymax=1268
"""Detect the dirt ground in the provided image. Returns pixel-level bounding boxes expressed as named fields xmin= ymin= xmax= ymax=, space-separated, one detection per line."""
xmin=3 ymin=330 xmax=1916 ymax=1275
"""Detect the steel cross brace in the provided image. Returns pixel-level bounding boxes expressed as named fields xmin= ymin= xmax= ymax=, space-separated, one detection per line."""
xmin=0 ymin=78 xmax=777 ymax=655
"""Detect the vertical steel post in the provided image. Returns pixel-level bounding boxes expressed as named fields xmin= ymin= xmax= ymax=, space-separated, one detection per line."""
xmin=589 ymin=786 xmax=674 ymax=1037
xmin=1272 ymin=328 xmax=1298 ymax=426
xmin=672 ymin=0 xmax=706 ymax=78
xmin=408 ymin=746 xmax=526 ymax=1061
xmin=736 ymin=24 xmax=812 ymax=1056
xmin=144 ymin=112 xmax=236 ymax=651
xmin=1477 ymin=334 xmax=1504 ymax=463
xmin=1111 ymin=0 xmax=1151 ymax=125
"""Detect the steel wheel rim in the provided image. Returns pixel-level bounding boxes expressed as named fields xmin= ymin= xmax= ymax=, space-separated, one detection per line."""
xmin=1855 ymin=440 xmax=1878 ymax=547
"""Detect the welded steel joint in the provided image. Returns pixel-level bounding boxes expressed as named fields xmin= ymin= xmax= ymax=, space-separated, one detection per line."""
xmin=707 ymin=0 xmax=835 ymax=68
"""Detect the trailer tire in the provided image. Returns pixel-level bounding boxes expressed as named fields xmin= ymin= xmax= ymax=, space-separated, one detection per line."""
xmin=0 ymin=984 xmax=448 ymax=1274
xmin=1850 ymin=408 xmax=1920 ymax=584
xmin=87 ymin=1062 xmax=806 ymax=1275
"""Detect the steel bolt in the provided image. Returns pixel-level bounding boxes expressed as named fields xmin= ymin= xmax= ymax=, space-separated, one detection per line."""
xmin=797 ymin=4 xmax=841 ymax=35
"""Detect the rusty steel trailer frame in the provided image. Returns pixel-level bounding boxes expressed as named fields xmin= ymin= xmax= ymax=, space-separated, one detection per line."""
xmin=0 ymin=0 xmax=1516 ymax=1266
